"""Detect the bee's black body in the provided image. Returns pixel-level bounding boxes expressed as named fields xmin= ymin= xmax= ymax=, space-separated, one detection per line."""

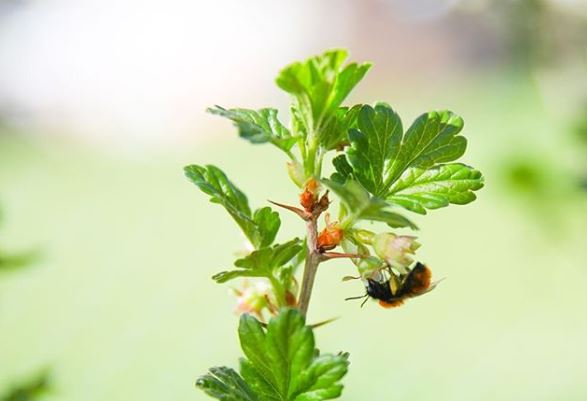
xmin=347 ymin=262 xmax=434 ymax=308
xmin=365 ymin=278 xmax=393 ymax=301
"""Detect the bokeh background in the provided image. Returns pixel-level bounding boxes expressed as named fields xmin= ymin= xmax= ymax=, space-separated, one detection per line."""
xmin=1 ymin=1 xmax=586 ymax=400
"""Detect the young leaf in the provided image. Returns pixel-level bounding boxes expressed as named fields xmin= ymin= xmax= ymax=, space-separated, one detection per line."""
xmin=238 ymin=309 xmax=349 ymax=401
xmin=184 ymin=164 xmax=280 ymax=248
xmin=196 ymin=367 xmax=259 ymax=401
xmin=386 ymin=163 xmax=485 ymax=214
xmin=322 ymin=179 xmax=417 ymax=230
xmin=276 ymin=49 xmax=371 ymax=132
xmin=208 ymin=106 xmax=297 ymax=154
xmin=212 ymin=238 xmax=303 ymax=283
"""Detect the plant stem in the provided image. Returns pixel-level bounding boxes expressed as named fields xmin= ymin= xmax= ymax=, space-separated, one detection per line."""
xmin=298 ymin=215 xmax=321 ymax=316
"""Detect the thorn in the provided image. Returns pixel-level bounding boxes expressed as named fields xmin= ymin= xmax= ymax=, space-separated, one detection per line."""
xmin=268 ymin=200 xmax=310 ymax=220
xmin=308 ymin=316 xmax=339 ymax=329
xmin=320 ymin=252 xmax=366 ymax=262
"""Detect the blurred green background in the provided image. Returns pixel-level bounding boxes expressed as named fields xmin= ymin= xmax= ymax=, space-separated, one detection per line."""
xmin=1 ymin=1 xmax=586 ymax=401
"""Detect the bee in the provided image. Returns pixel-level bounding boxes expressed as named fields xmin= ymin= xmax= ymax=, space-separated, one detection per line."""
xmin=346 ymin=262 xmax=439 ymax=308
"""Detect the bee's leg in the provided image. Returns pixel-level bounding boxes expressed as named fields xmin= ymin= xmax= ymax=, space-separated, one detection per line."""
xmin=344 ymin=293 xmax=368 ymax=301
xmin=360 ymin=296 xmax=370 ymax=308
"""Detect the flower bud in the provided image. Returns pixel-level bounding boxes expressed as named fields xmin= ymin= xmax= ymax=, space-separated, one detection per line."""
xmin=354 ymin=229 xmax=375 ymax=245
xmin=373 ymin=233 xmax=420 ymax=270
xmin=299 ymin=179 xmax=320 ymax=212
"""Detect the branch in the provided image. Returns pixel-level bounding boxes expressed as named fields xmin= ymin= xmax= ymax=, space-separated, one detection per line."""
xmin=297 ymin=215 xmax=321 ymax=316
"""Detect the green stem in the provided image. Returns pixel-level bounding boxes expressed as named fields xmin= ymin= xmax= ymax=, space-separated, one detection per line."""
xmin=304 ymin=138 xmax=319 ymax=178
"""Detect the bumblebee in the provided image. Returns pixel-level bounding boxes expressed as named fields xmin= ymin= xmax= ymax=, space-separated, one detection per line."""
xmin=346 ymin=262 xmax=438 ymax=308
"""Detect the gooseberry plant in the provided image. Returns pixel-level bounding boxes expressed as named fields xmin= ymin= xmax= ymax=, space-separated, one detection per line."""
xmin=186 ymin=49 xmax=484 ymax=400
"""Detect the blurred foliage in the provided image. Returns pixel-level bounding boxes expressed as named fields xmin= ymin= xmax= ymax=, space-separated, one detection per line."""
xmin=462 ymin=0 xmax=587 ymax=69
xmin=573 ymin=103 xmax=587 ymax=190
xmin=0 ymin=250 xmax=39 ymax=272
xmin=0 ymin=208 xmax=50 ymax=400
xmin=576 ymin=116 xmax=587 ymax=147
xmin=500 ymin=152 xmax=586 ymax=229
xmin=0 ymin=372 xmax=50 ymax=401
xmin=0 ymin=210 xmax=39 ymax=273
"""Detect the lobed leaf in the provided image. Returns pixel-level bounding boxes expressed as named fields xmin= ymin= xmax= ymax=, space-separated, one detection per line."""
xmin=212 ymin=239 xmax=302 ymax=283
xmin=237 ymin=309 xmax=349 ymax=401
xmin=385 ymin=109 xmax=467 ymax=187
xmin=196 ymin=367 xmax=259 ymax=401
xmin=346 ymin=103 xmax=403 ymax=197
xmin=276 ymin=49 xmax=371 ymax=133
xmin=184 ymin=164 xmax=280 ymax=248
xmin=332 ymin=104 xmax=482 ymax=214
xmin=386 ymin=163 xmax=485 ymax=214
xmin=208 ymin=106 xmax=297 ymax=153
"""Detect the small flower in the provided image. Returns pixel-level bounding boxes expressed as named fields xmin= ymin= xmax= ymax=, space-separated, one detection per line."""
xmin=373 ymin=233 xmax=420 ymax=271
xmin=232 ymin=280 xmax=271 ymax=317
xmin=317 ymin=213 xmax=343 ymax=252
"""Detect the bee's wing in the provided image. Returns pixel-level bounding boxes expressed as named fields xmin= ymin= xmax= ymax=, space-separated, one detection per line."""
xmin=410 ymin=278 xmax=445 ymax=297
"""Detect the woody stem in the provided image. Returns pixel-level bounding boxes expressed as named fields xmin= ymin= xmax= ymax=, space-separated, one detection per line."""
xmin=298 ymin=215 xmax=321 ymax=316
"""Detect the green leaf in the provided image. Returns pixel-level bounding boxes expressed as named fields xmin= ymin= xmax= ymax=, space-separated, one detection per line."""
xmin=184 ymin=165 xmax=280 ymax=248
xmin=252 ymin=207 xmax=281 ymax=248
xmin=238 ymin=309 xmax=349 ymax=401
xmin=208 ymin=106 xmax=297 ymax=154
xmin=322 ymin=179 xmax=417 ymax=230
xmin=346 ymin=103 xmax=403 ymax=196
xmin=319 ymin=105 xmax=362 ymax=150
xmin=386 ymin=109 xmax=467 ymax=186
xmin=386 ymin=163 xmax=485 ymax=214
xmin=276 ymin=49 xmax=371 ymax=131
xmin=212 ymin=239 xmax=303 ymax=283
xmin=196 ymin=367 xmax=259 ymax=401
xmin=330 ymin=155 xmax=353 ymax=184
xmin=334 ymin=104 xmax=482 ymax=213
